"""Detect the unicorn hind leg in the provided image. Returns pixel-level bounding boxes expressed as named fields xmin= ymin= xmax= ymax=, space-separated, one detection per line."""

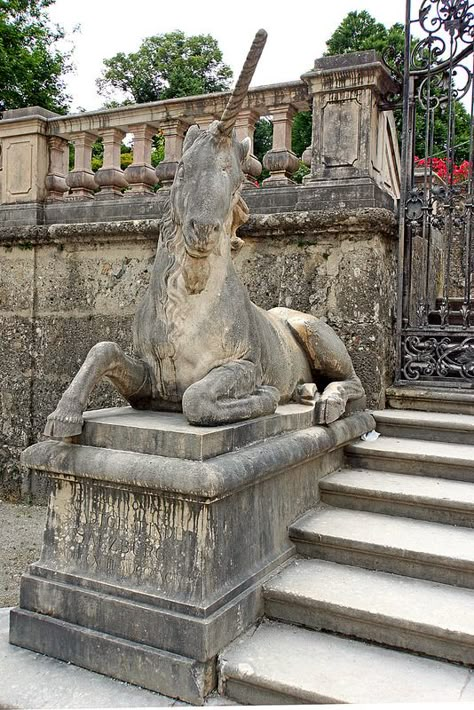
xmin=287 ymin=313 xmax=366 ymax=424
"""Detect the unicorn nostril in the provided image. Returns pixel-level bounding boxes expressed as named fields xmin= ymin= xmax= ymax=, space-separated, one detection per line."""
xmin=190 ymin=220 xmax=219 ymax=240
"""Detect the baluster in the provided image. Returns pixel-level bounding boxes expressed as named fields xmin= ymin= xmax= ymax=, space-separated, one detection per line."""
xmin=262 ymin=105 xmax=299 ymax=186
xmin=234 ymin=109 xmax=262 ymax=188
xmin=45 ymin=136 xmax=68 ymax=201
xmin=155 ymin=120 xmax=188 ymax=187
xmin=95 ymin=128 xmax=128 ymax=198
xmin=124 ymin=124 xmax=157 ymax=194
xmin=66 ymin=132 xmax=98 ymax=199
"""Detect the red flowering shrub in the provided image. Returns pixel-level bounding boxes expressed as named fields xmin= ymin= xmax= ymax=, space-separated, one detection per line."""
xmin=415 ymin=156 xmax=471 ymax=184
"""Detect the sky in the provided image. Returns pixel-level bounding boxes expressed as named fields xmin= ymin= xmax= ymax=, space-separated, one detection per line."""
xmin=48 ymin=0 xmax=408 ymax=112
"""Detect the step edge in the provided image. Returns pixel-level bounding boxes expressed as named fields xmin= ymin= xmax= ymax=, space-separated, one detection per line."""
xmin=222 ymin=674 xmax=340 ymax=706
xmin=288 ymin=530 xmax=474 ymax=570
xmin=319 ymin=481 xmax=474 ymax=511
xmin=346 ymin=443 xmax=474 ymax=467
xmin=372 ymin=411 xmax=474 ymax=432
xmin=263 ymin=592 xmax=474 ymax=644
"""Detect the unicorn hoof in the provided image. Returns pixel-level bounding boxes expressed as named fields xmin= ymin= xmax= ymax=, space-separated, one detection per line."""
xmin=44 ymin=407 xmax=84 ymax=439
xmin=314 ymin=394 xmax=345 ymax=425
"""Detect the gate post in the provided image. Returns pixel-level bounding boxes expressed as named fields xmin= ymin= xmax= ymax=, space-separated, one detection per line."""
xmin=302 ymin=50 xmax=400 ymax=208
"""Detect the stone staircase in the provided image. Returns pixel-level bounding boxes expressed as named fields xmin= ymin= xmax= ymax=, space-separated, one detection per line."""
xmin=219 ymin=408 xmax=474 ymax=704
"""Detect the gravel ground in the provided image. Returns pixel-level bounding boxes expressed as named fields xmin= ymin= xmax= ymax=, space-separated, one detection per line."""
xmin=0 ymin=501 xmax=46 ymax=607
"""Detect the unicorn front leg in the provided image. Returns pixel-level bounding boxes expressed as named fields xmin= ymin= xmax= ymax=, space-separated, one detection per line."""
xmin=44 ymin=341 xmax=152 ymax=439
xmin=182 ymin=360 xmax=279 ymax=426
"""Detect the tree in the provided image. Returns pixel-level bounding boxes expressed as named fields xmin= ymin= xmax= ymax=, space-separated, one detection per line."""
xmin=96 ymin=31 xmax=233 ymax=105
xmin=0 ymin=0 xmax=71 ymax=113
xmin=325 ymin=11 xmax=403 ymax=56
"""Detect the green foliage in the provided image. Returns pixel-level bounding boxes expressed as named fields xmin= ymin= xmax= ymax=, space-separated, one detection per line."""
xmin=96 ymin=31 xmax=233 ymax=104
xmin=151 ymin=134 xmax=165 ymax=167
xmin=292 ymin=161 xmax=310 ymax=184
xmin=325 ymin=11 xmax=404 ymax=56
xmin=292 ymin=111 xmax=312 ymax=158
xmin=0 ymin=0 xmax=71 ymax=113
xmin=254 ymin=118 xmax=272 ymax=162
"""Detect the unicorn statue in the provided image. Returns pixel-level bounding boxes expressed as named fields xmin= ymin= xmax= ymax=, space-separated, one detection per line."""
xmin=45 ymin=29 xmax=364 ymax=438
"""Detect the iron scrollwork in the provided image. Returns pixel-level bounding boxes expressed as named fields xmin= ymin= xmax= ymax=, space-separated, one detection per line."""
xmin=403 ymin=333 xmax=474 ymax=379
xmin=397 ymin=0 xmax=473 ymax=386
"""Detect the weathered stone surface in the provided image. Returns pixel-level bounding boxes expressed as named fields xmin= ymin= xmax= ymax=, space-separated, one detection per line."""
xmin=263 ymin=557 xmax=474 ymax=664
xmin=220 ymin=620 xmax=474 ymax=704
xmin=79 ymin=402 xmax=317 ymax=460
xmin=10 ymin=609 xmax=216 ymax=705
xmin=10 ymin=408 xmax=374 ymax=701
xmin=0 ymin=608 xmax=177 ymax=709
xmin=0 ymin=207 xmax=395 ymax=499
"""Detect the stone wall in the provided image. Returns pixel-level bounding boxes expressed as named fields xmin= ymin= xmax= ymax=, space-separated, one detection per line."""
xmin=0 ymin=205 xmax=397 ymax=501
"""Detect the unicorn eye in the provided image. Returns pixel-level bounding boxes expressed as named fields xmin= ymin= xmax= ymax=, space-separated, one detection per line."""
xmin=177 ymin=164 xmax=185 ymax=179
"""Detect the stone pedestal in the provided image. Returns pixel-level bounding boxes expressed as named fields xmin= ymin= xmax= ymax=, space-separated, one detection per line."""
xmin=9 ymin=404 xmax=373 ymax=703
xmin=301 ymin=50 xmax=400 ymax=206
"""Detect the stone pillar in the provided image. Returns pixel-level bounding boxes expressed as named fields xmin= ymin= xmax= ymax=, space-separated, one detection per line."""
xmin=66 ymin=132 xmax=98 ymax=200
xmin=155 ymin=120 xmax=187 ymax=187
xmin=262 ymin=105 xmax=299 ymax=186
xmin=45 ymin=136 xmax=68 ymax=201
xmin=234 ymin=110 xmax=262 ymax=187
xmin=301 ymin=50 xmax=400 ymax=206
xmin=0 ymin=108 xmax=56 ymax=205
xmin=124 ymin=124 xmax=157 ymax=194
xmin=95 ymin=128 xmax=128 ymax=198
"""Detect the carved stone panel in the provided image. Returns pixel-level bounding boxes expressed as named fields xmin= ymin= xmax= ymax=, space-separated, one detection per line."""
xmin=321 ymin=99 xmax=360 ymax=167
xmin=6 ymin=140 xmax=33 ymax=197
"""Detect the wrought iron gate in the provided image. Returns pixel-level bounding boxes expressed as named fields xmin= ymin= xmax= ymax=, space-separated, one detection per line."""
xmin=392 ymin=0 xmax=474 ymax=386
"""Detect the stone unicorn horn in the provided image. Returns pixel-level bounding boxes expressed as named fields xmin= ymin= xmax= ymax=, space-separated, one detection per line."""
xmin=44 ymin=29 xmax=365 ymax=438
xmin=218 ymin=28 xmax=267 ymax=136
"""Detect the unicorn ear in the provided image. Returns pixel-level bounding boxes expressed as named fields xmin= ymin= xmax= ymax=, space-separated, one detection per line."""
xmin=183 ymin=125 xmax=201 ymax=153
xmin=240 ymin=136 xmax=251 ymax=163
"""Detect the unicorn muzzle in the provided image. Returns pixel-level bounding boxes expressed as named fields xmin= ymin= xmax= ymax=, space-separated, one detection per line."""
xmin=184 ymin=219 xmax=221 ymax=257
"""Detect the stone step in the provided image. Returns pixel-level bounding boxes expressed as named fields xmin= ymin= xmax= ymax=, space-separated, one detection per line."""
xmin=320 ymin=468 xmax=474 ymax=526
xmin=289 ymin=506 xmax=474 ymax=587
xmin=346 ymin=435 xmax=474 ymax=481
xmin=386 ymin=385 xmax=474 ymax=416
xmin=372 ymin=408 xmax=474 ymax=445
xmin=220 ymin=621 xmax=474 ymax=705
xmin=263 ymin=558 xmax=474 ymax=664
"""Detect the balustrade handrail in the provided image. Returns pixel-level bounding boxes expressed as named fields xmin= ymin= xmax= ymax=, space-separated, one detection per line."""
xmin=0 ymin=50 xmax=401 ymax=216
xmin=1 ymin=80 xmax=309 ymax=135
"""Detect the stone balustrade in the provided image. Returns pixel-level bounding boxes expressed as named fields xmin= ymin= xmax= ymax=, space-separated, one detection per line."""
xmin=0 ymin=51 xmax=401 ymax=225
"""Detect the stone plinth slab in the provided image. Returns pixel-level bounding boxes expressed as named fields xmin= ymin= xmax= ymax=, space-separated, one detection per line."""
xmin=10 ymin=407 xmax=373 ymax=702
xmin=78 ymin=402 xmax=315 ymax=460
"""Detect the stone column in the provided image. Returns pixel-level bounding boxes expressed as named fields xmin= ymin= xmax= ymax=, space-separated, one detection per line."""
xmin=155 ymin=120 xmax=188 ymax=187
xmin=0 ymin=107 xmax=56 ymax=205
xmin=66 ymin=132 xmax=98 ymax=200
xmin=301 ymin=50 xmax=400 ymax=206
xmin=234 ymin=109 xmax=262 ymax=187
xmin=95 ymin=128 xmax=128 ymax=198
xmin=262 ymin=105 xmax=299 ymax=186
xmin=124 ymin=124 xmax=157 ymax=194
xmin=45 ymin=136 xmax=69 ymax=201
